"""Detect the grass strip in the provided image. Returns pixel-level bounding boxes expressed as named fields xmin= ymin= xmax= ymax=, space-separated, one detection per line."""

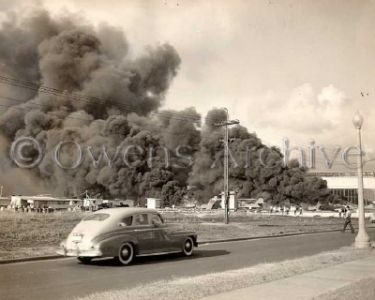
xmin=76 ymin=247 xmax=373 ymax=300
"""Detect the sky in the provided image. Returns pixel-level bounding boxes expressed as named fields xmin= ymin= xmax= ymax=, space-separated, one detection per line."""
xmin=1 ymin=0 xmax=375 ymax=170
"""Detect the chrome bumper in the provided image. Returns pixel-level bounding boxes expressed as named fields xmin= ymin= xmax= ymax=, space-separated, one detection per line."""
xmin=56 ymin=247 xmax=102 ymax=257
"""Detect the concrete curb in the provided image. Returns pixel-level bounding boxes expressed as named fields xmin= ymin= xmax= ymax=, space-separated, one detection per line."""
xmin=199 ymin=225 xmax=375 ymax=245
xmin=0 ymin=255 xmax=63 ymax=265
xmin=0 ymin=229 xmax=356 ymax=265
xmin=197 ymin=228 xmax=344 ymax=245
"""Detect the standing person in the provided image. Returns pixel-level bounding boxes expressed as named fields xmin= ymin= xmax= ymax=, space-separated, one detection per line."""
xmin=342 ymin=206 xmax=355 ymax=233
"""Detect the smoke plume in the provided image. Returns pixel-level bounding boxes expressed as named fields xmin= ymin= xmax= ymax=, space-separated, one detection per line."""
xmin=0 ymin=9 xmax=185 ymax=199
xmin=0 ymin=9 xmax=332 ymax=206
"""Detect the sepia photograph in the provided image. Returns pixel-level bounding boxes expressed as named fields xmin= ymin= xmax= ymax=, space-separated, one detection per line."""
xmin=0 ymin=0 xmax=375 ymax=299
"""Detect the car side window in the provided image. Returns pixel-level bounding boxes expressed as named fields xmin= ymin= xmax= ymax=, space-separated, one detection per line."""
xmin=150 ymin=214 xmax=164 ymax=226
xmin=121 ymin=216 xmax=133 ymax=226
xmin=134 ymin=214 xmax=149 ymax=225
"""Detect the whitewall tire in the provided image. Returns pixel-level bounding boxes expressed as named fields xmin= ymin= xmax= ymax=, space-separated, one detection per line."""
xmin=182 ymin=237 xmax=194 ymax=256
xmin=117 ymin=242 xmax=135 ymax=266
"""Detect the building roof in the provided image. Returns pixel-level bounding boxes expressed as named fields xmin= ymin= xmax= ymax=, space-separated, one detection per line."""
xmin=322 ymin=176 xmax=375 ymax=189
xmin=12 ymin=195 xmax=79 ymax=202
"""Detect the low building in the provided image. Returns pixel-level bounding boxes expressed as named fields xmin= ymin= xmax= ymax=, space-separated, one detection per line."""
xmin=221 ymin=191 xmax=238 ymax=210
xmin=310 ymin=172 xmax=375 ymax=204
xmin=147 ymin=198 xmax=163 ymax=209
xmin=0 ymin=196 xmax=10 ymax=208
xmin=10 ymin=195 xmax=81 ymax=210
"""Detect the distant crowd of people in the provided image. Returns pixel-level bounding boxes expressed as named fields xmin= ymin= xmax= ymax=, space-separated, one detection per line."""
xmin=269 ymin=205 xmax=303 ymax=215
xmin=1 ymin=204 xmax=82 ymax=213
xmin=0 ymin=201 xmax=134 ymax=213
xmin=2 ymin=205 xmax=55 ymax=213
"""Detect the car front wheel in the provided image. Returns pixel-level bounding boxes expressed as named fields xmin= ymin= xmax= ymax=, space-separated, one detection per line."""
xmin=116 ymin=242 xmax=134 ymax=266
xmin=182 ymin=237 xmax=194 ymax=256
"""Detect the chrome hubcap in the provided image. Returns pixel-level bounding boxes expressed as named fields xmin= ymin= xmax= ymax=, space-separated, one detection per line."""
xmin=121 ymin=247 xmax=129 ymax=258
xmin=185 ymin=241 xmax=192 ymax=250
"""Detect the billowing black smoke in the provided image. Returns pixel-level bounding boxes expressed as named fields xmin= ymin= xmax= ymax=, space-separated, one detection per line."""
xmin=0 ymin=10 xmax=190 ymax=199
xmin=0 ymin=9 xmax=332 ymax=206
xmin=188 ymin=109 xmax=333 ymax=205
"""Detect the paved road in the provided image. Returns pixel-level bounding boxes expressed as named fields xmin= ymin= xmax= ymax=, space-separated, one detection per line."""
xmin=1 ymin=229 xmax=374 ymax=300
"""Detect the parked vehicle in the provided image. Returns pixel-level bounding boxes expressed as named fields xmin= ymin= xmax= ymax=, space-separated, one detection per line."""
xmin=57 ymin=208 xmax=198 ymax=265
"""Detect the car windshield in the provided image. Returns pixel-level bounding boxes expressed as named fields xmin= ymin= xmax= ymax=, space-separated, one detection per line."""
xmin=83 ymin=213 xmax=110 ymax=221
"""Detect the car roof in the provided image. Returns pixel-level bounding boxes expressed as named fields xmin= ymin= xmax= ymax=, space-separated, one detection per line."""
xmin=94 ymin=207 xmax=158 ymax=217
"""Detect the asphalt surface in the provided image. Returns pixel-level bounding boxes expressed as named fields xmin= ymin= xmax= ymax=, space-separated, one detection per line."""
xmin=1 ymin=229 xmax=375 ymax=300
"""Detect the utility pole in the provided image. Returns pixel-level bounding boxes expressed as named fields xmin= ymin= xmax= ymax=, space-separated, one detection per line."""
xmin=215 ymin=108 xmax=239 ymax=224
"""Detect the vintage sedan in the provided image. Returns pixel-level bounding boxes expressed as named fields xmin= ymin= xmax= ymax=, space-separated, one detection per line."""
xmin=57 ymin=207 xmax=198 ymax=265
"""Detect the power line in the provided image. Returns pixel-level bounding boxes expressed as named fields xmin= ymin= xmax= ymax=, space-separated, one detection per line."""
xmin=0 ymin=95 xmax=205 ymax=139
xmin=0 ymin=81 xmax=202 ymax=124
xmin=0 ymin=73 xmax=224 ymax=125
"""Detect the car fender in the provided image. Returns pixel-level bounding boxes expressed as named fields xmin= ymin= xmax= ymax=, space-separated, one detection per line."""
xmin=166 ymin=231 xmax=198 ymax=247
xmin=92 ymin=231 xmax=139 ymax=257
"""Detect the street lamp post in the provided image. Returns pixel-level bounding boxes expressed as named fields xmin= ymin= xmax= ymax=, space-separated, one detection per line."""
xmin=353 ymin=111 xmax=371 ymax=249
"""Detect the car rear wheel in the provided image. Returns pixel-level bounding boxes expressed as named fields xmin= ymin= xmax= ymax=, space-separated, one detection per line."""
xmin=77 ymin=257 xmax=92 ymax=264
xmin=116 ymin=242 xmax=134 ymax=266
xmin=182 ymin=237 xmax=194 ymax=256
